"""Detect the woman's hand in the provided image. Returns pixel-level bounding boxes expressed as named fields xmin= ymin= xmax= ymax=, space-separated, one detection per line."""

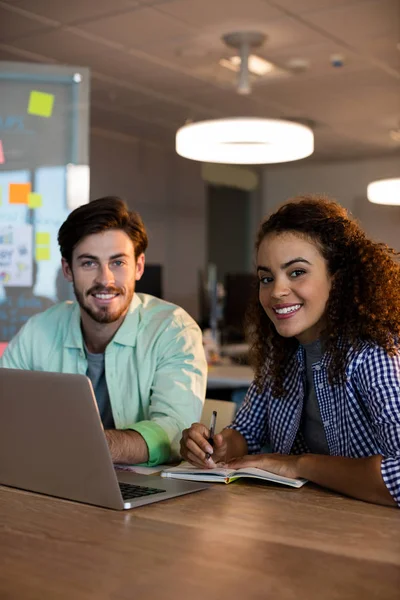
xmin=180 ymin=423 xmax=228 ymax=468
xmin=227 ymin=453 xmax=301 ymax=479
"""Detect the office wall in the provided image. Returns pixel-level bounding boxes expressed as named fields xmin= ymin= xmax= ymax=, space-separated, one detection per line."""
xmin=90 ymin=131 xmax=206 ymax=319
xmin=207 ymin=185 xmax=251 ymax=280
xmin=261 ymin=154 xmax=400 ymax=250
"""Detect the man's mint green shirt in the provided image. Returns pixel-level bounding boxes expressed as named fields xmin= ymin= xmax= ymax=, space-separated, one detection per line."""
xmin=0 ymin=293 xmax=207 ymax=465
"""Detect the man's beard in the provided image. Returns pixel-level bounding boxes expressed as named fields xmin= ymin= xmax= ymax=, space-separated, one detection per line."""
xmin=72 ymin=281 xmax=134 ymax=324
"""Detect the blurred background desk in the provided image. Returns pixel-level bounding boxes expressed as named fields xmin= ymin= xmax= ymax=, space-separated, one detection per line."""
xmin=206 ymin=364 xmax=253 ymax=389
xmin=1 ymin=482 xmax=399 ymax=600
xmin=206 ymin=364 xmax=253 ymax=411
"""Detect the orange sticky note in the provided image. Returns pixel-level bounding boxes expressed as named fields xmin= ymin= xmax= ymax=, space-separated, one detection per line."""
xmin=0 ymin=140 xmax=4 ymax=164
xmin=9 ymin=183 xmax=31 ymax=204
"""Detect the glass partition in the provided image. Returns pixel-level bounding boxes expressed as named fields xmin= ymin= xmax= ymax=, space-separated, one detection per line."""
xmin=0 ymin=61 xmax=90 ymax=343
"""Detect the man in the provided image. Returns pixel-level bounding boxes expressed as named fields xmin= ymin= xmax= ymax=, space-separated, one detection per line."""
xmin=0 ymin=196 xmax=207 ymax=466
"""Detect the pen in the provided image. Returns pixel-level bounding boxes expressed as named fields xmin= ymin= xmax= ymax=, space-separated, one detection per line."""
xmin=205 ymin=410 xmax=217 ymax=461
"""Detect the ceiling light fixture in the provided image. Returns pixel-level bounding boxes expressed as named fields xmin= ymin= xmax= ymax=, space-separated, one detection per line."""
xmin=176 ymin=31 xmax=314 ymax=164
xmin=367 ymin=178 xmax=400 ymax=206
xmin=222 ymin=31 xmax=266 ymax=95
xmin=219 ymin=54 xmax=275 ymax=77
xmin=176 ymin=118 xmax=313 ymax=164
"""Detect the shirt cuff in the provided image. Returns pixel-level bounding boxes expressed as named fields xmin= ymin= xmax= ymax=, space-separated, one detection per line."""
xmin=381 ymin=456 xmax=400 ymax=507
xmin=227 ymin=423 xmax=260 ymax=454
xmin=129 ymin=420 xmax=171 ymax=466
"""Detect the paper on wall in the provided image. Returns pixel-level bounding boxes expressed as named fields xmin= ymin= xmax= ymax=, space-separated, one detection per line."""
xmin=0 ymin=224 xmax=33 ymax=287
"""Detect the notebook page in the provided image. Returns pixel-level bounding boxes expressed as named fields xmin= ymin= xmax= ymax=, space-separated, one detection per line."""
xmin=235 ymin=467 xmax=307 ymax=486
xmin=163 ymin=461 xmax=235 ymax=477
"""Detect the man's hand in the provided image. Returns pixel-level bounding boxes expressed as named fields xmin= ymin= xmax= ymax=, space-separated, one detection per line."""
xmin=227 ymin=453 xmax=301 ymax=479
xmin=180 ymin=422 xmax=228 ymax=468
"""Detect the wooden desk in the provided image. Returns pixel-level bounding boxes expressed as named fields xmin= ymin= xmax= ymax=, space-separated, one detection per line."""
xmin=207 ymin=364 xmax=254 ymax=389
xmin=1 ymin=482 xmax=399 ymax=599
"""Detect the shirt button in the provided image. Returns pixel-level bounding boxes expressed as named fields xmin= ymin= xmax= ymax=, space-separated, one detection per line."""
xmin=318 ymin=383 xmax=324 ymax=390
xmin=314 ymin=365 xmax=321 ymax=371
xmin=323 ymin=420 xmax=330 ymax=427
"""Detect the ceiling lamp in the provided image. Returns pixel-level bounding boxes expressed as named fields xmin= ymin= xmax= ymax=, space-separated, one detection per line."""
xmin=175 ymin=32 xmax=314 ymax=165
xmin=219 ymin=54 xmax=275 ymax=77
xmin=367 ymin=178 xmax=400 ymax=206
xmin=176 ymin=118 xmax=313 ymax=164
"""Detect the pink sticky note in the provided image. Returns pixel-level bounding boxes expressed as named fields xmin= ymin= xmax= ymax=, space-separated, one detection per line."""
xmin=0 ymin=140 xmax=4 ymax=164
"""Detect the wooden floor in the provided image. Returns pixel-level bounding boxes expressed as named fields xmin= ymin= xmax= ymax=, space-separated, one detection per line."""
xmin=1 ymin=480 xmax=400 ymax=599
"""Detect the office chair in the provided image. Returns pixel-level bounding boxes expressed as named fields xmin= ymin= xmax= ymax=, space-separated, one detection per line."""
xmin=201 ymin=399 xmax=236 ymax=432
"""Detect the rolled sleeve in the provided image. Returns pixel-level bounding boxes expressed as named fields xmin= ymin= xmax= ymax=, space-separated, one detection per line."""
xmin=146 ymin=318 xmax=207 ymax=461
xmin=129 ymin=420 xmax=171 ymax=466
xmin=356 ymin=346 xmax=400 ymax=507
xmin=381 ymin=457 xmax=400 ymax=506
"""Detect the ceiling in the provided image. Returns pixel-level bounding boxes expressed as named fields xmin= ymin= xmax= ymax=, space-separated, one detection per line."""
xmin=0 ymin=0 xmax=399 ymax=162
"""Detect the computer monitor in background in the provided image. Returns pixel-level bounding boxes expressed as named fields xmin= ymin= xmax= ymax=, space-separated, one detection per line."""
xmin=135 ymin=264 xmax=163 ymax=299
xmin=222 ymin=273 xmax=257 ymax=344
xmin=197 ymin=269 xmax=210 ymax=330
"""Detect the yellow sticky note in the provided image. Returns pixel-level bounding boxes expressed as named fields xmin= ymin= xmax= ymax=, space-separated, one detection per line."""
xmin=28 ymin=90 xmax=55 ymax=118
xmin=35 ymin=246 xmax=50 ymax=261
xmin=28 ymin=192 xmax=42 ymax=208
xmin=36 ymin=232 xmax=50 ymax=245
xmin=9 ymin=182 xmax=31 ymax=204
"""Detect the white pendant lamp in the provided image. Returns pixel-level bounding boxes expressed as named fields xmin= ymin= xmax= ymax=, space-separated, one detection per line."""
xmin=175 ymin=32 xmax=314 ymax=165
xmin=367 ymin=178 xmax=400 ymax=206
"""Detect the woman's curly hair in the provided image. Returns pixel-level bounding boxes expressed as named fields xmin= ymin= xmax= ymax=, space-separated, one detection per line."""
xmin=246 ymin=195 xmax=400 ymax=397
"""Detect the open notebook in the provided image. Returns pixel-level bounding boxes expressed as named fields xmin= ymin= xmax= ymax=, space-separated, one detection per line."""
xmin=161 ymin=462 xmax=307 ymax=488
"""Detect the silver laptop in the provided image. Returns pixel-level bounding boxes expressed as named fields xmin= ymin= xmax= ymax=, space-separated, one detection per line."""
xmin=0 ymin=368 xmax=209 ymax=510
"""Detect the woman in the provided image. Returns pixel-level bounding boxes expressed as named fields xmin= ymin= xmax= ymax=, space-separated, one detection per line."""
xmin=181 ymin=195 xmax=400 ymax=507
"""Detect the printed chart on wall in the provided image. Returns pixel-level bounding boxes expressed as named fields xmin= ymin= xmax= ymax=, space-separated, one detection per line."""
xmin=0 ymin=224 xmax=33 ymax=287
xmin=0 ymin=62 xmax=89 ymax=344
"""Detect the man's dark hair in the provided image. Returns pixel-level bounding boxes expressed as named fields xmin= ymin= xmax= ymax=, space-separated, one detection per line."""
xmin=58 ymin=196 xmax=148 ymax=265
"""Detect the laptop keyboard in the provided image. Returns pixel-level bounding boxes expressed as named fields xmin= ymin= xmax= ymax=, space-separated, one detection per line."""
xmin=118 ymin=482 xmax=165 ymax=501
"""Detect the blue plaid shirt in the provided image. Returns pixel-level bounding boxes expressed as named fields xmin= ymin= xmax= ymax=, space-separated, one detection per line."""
xmin=229 ymin=342 xmax=400 ymax=506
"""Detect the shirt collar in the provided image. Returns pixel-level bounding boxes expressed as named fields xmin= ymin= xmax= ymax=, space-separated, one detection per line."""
xmin=64 ymin=294 xmax=142 ymax=350
xmin=64 ymin=302 xmax=84 ymax=350
xmin=112 ymin=294 xmax=141 ymax=347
